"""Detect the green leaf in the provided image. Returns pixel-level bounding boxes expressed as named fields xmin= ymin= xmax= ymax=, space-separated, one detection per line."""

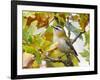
xmin=23 ymin=28 xmax=28 ymax=41
xmin=46 ymin=26 xmax=53 ymax=33
xmin=80 ymin=49 xmax=90 ymax=62
xmin=84 ymin=30 xmax=90 ymax=46
xmin=27 ymin=25 xmax=36 ymax=36
xmin=46 ymin=61 xmax=64 ymax=67
xmin=80 ymin=49 xmax=89 ymax=57
xmin=60 ymin=54 xmax=67 ymax=61
xmin=23 ymin=45 xmax=42 ymax=64
xmin=35 ymin=50 xmax=42 ymax=64
xmin=58 ymin=16 xmax=65 ymax=26
xmin=55 ymin=13 xmax=66 ymax=27
xmin=33 ymin=35 xmax=45 ymax=48
xmin=23 ymin=25 xmax=37 ymax=44
xmin=42 ymin=40 xmax=52 ymax=51
xmin=70 ymin=53 xmax=79 ymax=66
xmin=22 ymin=16 xmax=27 ymax=29
xmin=28 ymin=35 xmax=33 ymax=43
xmin=52 ymin=20 xmax=58 ymax=27
xmin=23 ymin=45 xmax=35 ymax=54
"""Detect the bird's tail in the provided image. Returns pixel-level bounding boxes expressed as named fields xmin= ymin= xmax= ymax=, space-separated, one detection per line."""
xmin=65 ymin=40 xmax=80 ymax=62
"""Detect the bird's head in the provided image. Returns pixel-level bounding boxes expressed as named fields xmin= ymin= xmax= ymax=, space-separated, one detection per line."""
xmin=53 ymin=25 xmax=66 ymax=38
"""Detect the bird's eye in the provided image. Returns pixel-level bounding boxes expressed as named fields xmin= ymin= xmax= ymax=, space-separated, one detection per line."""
xmin=55 ymin=26 xmax=62 ymax=31
xmin=55 ymin=27 xmax=60 ymax=30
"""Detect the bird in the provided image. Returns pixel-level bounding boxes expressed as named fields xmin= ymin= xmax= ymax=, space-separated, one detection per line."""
xmin=53 ymin=25 xmax=80 ymax=63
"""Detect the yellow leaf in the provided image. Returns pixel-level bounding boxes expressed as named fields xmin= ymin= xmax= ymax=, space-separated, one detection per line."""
xmin=46 ymin=61 xmax=64 ymax=67
xmin=72 ymin=15 xmax=79 ymax=21
xmin=48 ymin=49 xmax=64 ymax=58
xmin=44 ymin=32 xmax=53 ymax=41
xmin=79 ymin=14 xmax=89 ymax=31
xmin=46 ymin=42 xmax=59 ymax=52
xmin=70 ymin=53 xmax=79 ymax=66
xmin=32 ymin=60 xmax=40 ymax=68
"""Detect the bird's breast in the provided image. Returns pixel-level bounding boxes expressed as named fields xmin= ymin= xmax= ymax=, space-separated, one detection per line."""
xmin=56 ymin=38 xmax=68 ymax=53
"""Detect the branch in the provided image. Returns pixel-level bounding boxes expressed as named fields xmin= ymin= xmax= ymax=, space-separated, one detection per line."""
xmin=38 ymin=50 xmax=62 ymax=62
xmin=72 ymin=31 xmax=85 ymax=44
xmin=44 ymin=53 xmax=68 ymax=66
xmin=45 ymin=55 xmax=62 ymax=62
xmin=39 ymin=48 xmax=73 ymax=66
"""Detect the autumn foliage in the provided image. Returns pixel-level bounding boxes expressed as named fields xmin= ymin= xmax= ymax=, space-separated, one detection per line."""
xmin=22 ymin=11 xmax=90 ymax=68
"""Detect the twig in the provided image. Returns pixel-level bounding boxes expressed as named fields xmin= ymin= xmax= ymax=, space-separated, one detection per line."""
xmin=38 ymin=49 xmax=61 ymax=62
xmin=68 ymin=30 xmax=71 ymax=38
xmin=67 ymin=19 xmax=71 ymax=38
xmin=49 ymin=18 xmax=55 ymax=25
xmin=45 ymin=55 xmax=62 ymax=62
xmin=39 ymin=46 xmax=73 ymax=66
xmin=46 ymin=57 xmax=68 ymax=66
xmin=72 ymin=31 xmax=85 ymax=44
xmin=43 ymin=52 xmax=68 ymax=66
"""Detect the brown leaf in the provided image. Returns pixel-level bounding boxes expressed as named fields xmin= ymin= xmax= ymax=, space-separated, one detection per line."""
xmin=79 ymin=14 xmax=89 ymax=31
xmin=35 ymin=13 xmax=49 ymax=28
xmin=23 ymin=52 xmax=35 ymax=68
xmin=26 ymin=16 xmax=36 ymax=26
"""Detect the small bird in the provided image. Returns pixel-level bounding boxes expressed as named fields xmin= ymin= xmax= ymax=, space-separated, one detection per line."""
xmin=53 ymin=26 xmax=80 ymax=63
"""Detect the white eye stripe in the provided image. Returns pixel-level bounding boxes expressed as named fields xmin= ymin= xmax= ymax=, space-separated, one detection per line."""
xmin=54 ymin=26 xmax=62 ymax=31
